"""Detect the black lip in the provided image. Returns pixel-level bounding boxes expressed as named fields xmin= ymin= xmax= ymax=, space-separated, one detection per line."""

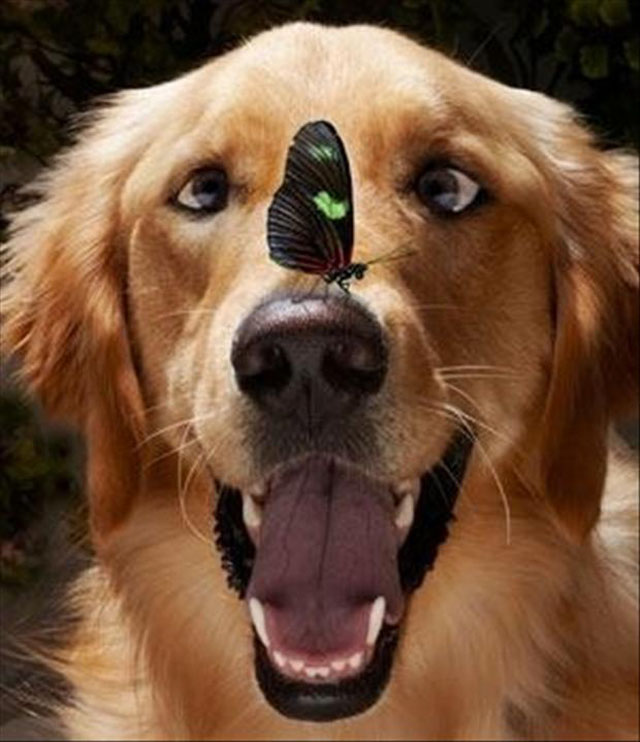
xmin=254 ymin=625 xmax=399 ymax=722
xmin=213 ymin=428 xmax=473 ymax=720
xmin=399 ymin=428 xmax=474 ymax=593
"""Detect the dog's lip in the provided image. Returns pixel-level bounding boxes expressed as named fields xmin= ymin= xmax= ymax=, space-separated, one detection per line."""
xmin=212 ymin=429 xmax=474 ymax=720
xmin=254 ymin=624 xmax=399 ymax=722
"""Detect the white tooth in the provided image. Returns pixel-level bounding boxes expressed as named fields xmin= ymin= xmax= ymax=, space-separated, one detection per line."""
xmin=305 ymin=666 xmax=329 ymax=678
xmin=249 ymin=598 xmax=270 ymax=648
xmin=247 ymin=481 xmax=266 ymax=499
xmin=393 ymin=478 xmax=420 ymax=498
xmin=331 ymin=659 xmax=346 ymax=672
xmin=242 ymin=495 xmax=262 ymax=530
xmin=273 ymin=650 xmax=286 ymax=668
xmin=366 ymin=597 xmax=386 ymax=646
xmin=394 ymin=493 xmax=414 ymax=530
xmin=290 ymin=659 xmax=304 ymax=672
xmin=347 ymin=651 xmax=363 ymax=669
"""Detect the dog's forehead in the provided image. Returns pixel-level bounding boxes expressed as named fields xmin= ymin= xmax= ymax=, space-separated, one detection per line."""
xmin=198 ymin=24 xmax=525 ymax=163
xmin=193 ymin=25 xmax=467 ymax=137
xmin=177 ymin=24 xmax=512 ymax=182
xmin=229 ymin=23 xmax=445 ymax=92
xmin=127 ymin=23 xmax=544 ymax=212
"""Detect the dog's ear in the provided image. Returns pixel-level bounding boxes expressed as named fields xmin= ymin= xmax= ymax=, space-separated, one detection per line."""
xmin=2 ymin=86 xmax=178 ymax=545
xmin=515 ymin=90 xmax=638 ymax=539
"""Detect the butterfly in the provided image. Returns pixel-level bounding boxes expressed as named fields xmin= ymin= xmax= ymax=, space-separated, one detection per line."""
xmin=267 ymin=120 xmax=366 ymax=292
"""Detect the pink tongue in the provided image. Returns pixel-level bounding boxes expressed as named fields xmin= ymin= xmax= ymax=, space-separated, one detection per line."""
xmin=247 ymin=457 xmax=404 ymax=656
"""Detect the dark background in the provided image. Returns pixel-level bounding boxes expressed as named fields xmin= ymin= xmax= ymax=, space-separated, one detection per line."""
xmin=0 ymin=0 xmax=638 ymax=727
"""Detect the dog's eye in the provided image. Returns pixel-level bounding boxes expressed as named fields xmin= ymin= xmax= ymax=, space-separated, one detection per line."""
xmin=416 ymin=166 xmax=482 ymax=215
xmin=174 ymin=168 xmax=228 ymax=213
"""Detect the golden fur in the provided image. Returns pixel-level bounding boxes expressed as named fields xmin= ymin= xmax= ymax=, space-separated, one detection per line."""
xmin=2 ymin=23 xmax=638 ymax=740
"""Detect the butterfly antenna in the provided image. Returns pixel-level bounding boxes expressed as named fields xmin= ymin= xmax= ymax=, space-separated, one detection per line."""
xmin=366 ymin=245 xmax=416 ymax=266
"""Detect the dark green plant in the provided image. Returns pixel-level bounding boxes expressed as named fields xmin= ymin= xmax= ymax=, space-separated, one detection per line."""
xmin=0 ymin=390 xmax=79 ymax=584
xmin=0 ymin=0 xmax=638 ymax=169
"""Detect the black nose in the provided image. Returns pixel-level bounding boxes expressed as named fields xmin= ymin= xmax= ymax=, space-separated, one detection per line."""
xmin=231 ymin=296 xmax=387 ymax=423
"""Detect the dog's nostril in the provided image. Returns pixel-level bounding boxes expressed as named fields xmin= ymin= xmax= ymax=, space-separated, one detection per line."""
xmin=323 ymin=337 xmax=386 ymax=395
xmin=233 ymin=342 xmax=291 ymax=395
xmin=232 ymin=296 xmax=388 ymax=418
xmin=329 ymin=340 xmax=382 ymax=373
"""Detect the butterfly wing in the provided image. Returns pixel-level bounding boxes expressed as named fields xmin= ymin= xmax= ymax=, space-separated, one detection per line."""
xmin=267 ymin=120 xmax=354 ymax=275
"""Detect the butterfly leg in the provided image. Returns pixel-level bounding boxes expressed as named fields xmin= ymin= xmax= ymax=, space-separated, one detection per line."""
xmin=292 ymin=276 xmax=324 ymax=304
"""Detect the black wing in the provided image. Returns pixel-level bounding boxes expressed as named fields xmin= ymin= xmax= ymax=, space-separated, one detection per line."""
xmin=267 ymin=120 xmax=354 ymax=275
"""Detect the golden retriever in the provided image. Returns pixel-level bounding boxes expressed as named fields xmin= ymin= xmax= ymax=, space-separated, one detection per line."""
xmin=2 ymin=22 xmax=638 ymax=741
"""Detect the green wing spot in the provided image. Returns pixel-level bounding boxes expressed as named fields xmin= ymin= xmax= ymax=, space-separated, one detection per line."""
xmin=309 ymin=144 xmax=338 ymax=161
xmin=313 ymin=190 xmax=349 ymax=220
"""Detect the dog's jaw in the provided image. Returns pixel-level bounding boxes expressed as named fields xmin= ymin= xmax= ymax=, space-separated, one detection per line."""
xmin=213 ymin=430 xmax=473 ymax=720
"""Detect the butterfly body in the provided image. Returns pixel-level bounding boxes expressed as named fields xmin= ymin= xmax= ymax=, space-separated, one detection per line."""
xmin=323 ymin=262 xmax=368 ymax=292
xmin=267 ymin=120 xmax=360 ymax=291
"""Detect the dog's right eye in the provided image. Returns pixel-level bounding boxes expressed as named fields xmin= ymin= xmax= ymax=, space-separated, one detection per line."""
xmin=415 ymin=165 xmax=484 ymax=216
xmin=174 ymin=168 xmax=229 ymax=214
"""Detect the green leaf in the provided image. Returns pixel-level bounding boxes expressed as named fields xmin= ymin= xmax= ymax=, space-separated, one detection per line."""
xmin=579 ymin=44 xmax=609 ymax=78
xmin=86 ymin=38 xmax=120 ymax=56
xmin=105 ymin=2 xmax=135 ymax=34
xmin=554 ymin=26 xmax=579 ymax=62
xmin=533 ymin=8 xmax=549 ymax=38
xmin=598 ymin=0 xmax=631 ymax=27
xmin=624 ymin=38 xmax=639 ymax=71
xmin=390 ymin=4 xmax=420 ymax=28
xmin=569 ymin=0 xmax=601 ymax=26
xmin=0 ymin=145 xmax=18 ymax=164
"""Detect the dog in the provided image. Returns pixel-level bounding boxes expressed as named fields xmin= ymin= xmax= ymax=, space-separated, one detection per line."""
xmin=2 ymin=22 xmax=638 ymax=740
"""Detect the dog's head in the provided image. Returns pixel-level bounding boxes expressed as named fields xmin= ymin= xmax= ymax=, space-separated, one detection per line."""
xmin=3 ymin=23 xmax=638 ymax=725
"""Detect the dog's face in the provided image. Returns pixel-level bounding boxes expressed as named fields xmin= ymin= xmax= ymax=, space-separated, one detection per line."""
xmin=3 ymin=23 xmax=637 ymax=731
xmin=124 ymin=26 xmax=557 ymax=717
xmin=128 ymin=26 xmax=552 ymax=489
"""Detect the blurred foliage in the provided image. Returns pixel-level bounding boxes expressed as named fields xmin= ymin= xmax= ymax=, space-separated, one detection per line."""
xmin=0 ymin=390 xmax=79 ymax=585
xmin=0 ymin=0 xmax=638 ymax=168
xmin=0 ymin=0 xmax=637 ymax=583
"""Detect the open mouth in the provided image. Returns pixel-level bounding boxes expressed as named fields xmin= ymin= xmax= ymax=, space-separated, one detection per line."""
xmin=214 ymin=430 xmax=473 ymax=722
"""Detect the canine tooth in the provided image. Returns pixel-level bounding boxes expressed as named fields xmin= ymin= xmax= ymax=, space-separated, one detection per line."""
xmin=249 ymin=598 xmax=270 ymax=648
xmin=331 ymin=659 xmax=346 ymax=672
xmin=347 ymin=652 xmax=363 ymax=669
xmin=242 ymin=495 xmax=262 ymax=530
xmin=290 ymin=659 xmax=304 ymax=672
xmin=366 ymin=597 xmax=386 ymax=646
xmin=393 ymin=478 xmax=420 ymax=498
xmin=273 ymin=651 xmax=286 ymax=668
xmin=395 ymin=494 xmax=414 ymax=530
xmin=247 ymin=482 xmax=266 ymax=499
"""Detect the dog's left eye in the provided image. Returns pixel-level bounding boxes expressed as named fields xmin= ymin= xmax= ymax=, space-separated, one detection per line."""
xmin=416 ymin=166 xmax=482 ymax=215
xmin=174 ymin=168 xmax=229 ymax=213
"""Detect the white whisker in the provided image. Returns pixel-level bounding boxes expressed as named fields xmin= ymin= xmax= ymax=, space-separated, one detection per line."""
xmin=441 ymin=382 xmax=513 ymax=446
xmin=436 ymin=364 xmax=516 ymax=373
xmin=442 ymin=403 xmax=512 ymax=546
xmin=176 ymin=428 xmax=211 ymax=546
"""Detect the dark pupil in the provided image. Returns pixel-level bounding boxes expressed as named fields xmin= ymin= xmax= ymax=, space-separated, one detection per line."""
xmin=419 ymin=170 xmax=458 ymax=210
xmin=193 ymin=170 xmax=227 ymax=209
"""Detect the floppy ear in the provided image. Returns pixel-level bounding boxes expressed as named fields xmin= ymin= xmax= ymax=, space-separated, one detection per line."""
xmin=1 ymin=88 xmax=175 ymax=545
xmin=518 ymin=91 xmax=639 ymax=539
